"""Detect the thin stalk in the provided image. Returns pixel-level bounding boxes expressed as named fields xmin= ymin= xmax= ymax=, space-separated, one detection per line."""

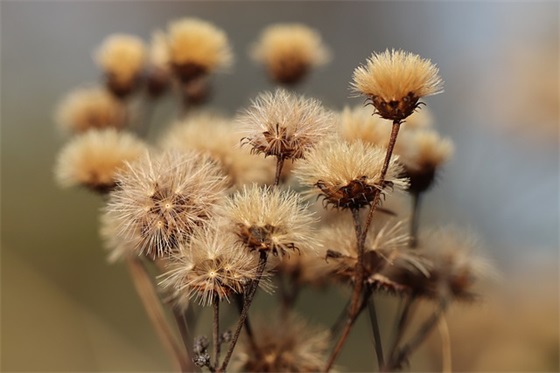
xmin=385 ymin=300 xmax=448 ymax=371
xmin=172 ymin=308 xmax=194 ymax=362
xmin=360 ymin=120 xmax=402 ymax=249
xmin=234 ymin=293 xmax=258 ymax=352
xmin=330 ymin=298 xmax=351 ymax=336
xmin=409 ymin=192 xmax=422 ymax=248
xmin=324 ymin=208 xmax=365 ymax=372
xmin=274 ymin=156 xmax=285 ymax=187
xmin=213 ymin=295 xmax=221 ymax=369
xmin=387 ymin=295 xmax=417 ymax=365
xmin=367 ymin=296 xmax=384 ymax=369
xmin=125 ymin=257 xmax=191 ymax=372
xmin=219 ymin=251 xmax=268 ymax=372
xmin=438 ymin=314 xmax=452 ymax=373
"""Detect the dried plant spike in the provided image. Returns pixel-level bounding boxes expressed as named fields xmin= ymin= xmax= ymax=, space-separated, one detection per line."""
xmin=160 ymin=111 xmax=274 ymax=187
xmin=159 ymin=224 xmax=264 ymax=307
xmin=103 ymin=150 xmax=229 ymax=260
xmin=167 ymin=17 xmax=233 ymax=82
xmin=251 ymin=23 xmax=331 ymax=85
xmin=95 ymin=34 xmax=146 ymax=98
xmin=352 ymin=49 xmax=444 ymax=121
xmin=238 ymin=89 xmax=336 ymax=160
xmin=55 ymin=86 xmax=127 ymax=134
xmin=399 ymin=129 xmax=455 ymax=193
xmin=295 ymin=139 xmax=408 ymax=210
xmin=223 ymin=184 xmax=317 ymax=257
xmin=54 ymin=128 xmax=147 ymax=194
xmin=233 ymin=313 xmax=331 ymax=372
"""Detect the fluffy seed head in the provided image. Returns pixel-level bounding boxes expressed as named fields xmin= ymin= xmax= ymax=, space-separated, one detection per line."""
xmin=160 ymin=111 xmax=274 ymax=187
xmin=251 ymin=23 xmax=330 ymax=85
xmin=146 ymin=30 xmax=172 ymax=98
xmin=295 ymin=139 xmax=408 ymax=210
xmin=338 ymin=105 xmax=391 ymax=147
xmin=223 ymin=185 xmax=317 ymax=257
xmin=238 ymin=89 xmax=336 ymax=160
xmin=167 ymin=18 xmax=233 ymax=81
xmin=159 ymin=224 xmax=263 ymax=307
xmin=399 ymin=129 xmax=454 ymax=193
xmin=103 ymin=150 xmax=228 ymax=260
xmin=55 ymin=86 xmax=126 ymax=134
xmin=55 ymin=128 xmax=147 ymax=193
xmin=234 ymin=313 xmax=331 ymax=372
xmin=95 ymin=34 xmax=146 ymax=97
xmin=352 ymin=49 xmax=444 ymax=121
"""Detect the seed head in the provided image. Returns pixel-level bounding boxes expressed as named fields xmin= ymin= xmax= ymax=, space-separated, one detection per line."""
xmin=145 ymin=30 xmax=172 ymax=98
xmin=167 ymin=18 xmax=233 ymax=82
xmin=238 ymin=89 xmax=336 ymax=160
xmin=352 ymin=49 xmax=443 ymax=121
xmin=55 ymin=128 xmax=147 ymax=193
xmin=103 ymin=150 xmax=228 ymax=260
xmin=55 ymin=86 xmax=126 ymax=134
xmin=295 ymin=139 xmax=408 ymax=210
xmin=159 ymin=224 xmax=264 ymax=307
xmin=223 ymin=185 xmax=317 ymax=257
xmin=95 ymin=34 xmax=146 ymax=98
xmin=251 ymin=23 xmax=330 ymax=85
xmin=160 ymin=111 xmax=274 ymax=187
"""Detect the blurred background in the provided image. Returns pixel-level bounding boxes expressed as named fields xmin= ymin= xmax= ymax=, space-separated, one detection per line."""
xmin=1 ymin=1 xmax=558 ymax=372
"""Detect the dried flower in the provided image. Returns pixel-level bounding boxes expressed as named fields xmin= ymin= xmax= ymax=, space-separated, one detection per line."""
xmin=398 ymin=129 xmax=455 ymax=193
xmin=295 ymin=139 xmax=408 ymax=210
xmin=352 ymin=49 xmax=443 ymax=121
xmin=160 ymin=111 xmax=274 ymax=187
xmin=322 ymin=218 xmax=429 ymax=293
xmin=103 ymin=150 xmax=228 ymax=260
xmin=55 ymin=86 xmax=127 ymax=134
xmin=238 ymin=89 xmax=336 ymax=160
xmin=167 ymin=17 xmax=233 ymax=82
xmin=54 ymin=128 xmax=147 ymax=193
xmin=223 ymin=185 xmax=317 ymax=257
xmin=234 ymin=313 xmax=331 ymax=372
xmin=159 ymin=224 xmax=263 ymax=306
xmin=251 ymin=23 xmax=330 ymax=85
xmin=94 ymin=34 xmax=146 ymax=98
xmin=338 ymin=105 xmax=391 ymax=147
xmin=146 ymin=30 xmax=172 ymax=98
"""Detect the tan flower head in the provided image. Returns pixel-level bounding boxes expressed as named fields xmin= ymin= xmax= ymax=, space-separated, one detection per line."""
xmin=103 ymin=150 xmax=228 ymax=260
xmin=416 ymin=227 xmax=494 ymax=302
xmin=95 ymin=34 xmax=146 ymax=98
xmin=295 ymin=139 xmax=408 ymax=210
xmin=55 ymin=128 xmax=147 ymax=193
xmin=352 ymin=49 xmax=444 ymax=121
xmin=146 ymin=30 xmax=172 ymax=98
xmin=223 ymin=185 xmax=317 ymax=257
xmin=238 ymin=89 xmax=336 ymax=160
xmin=338 ymin=105 xmax=391 ymax=147
xmin=167 ymin=17 xmax=233 ymax=82
xmin=160 ymin=111 xmax=274 ymax=187
xmin=322 ymin=218 xmax=429 ymax=292
xmin=251 ymin=23 xmax=330 ymax=85
xmin=159 ymin=224 xmax=263 ymax=307
xmin=234 ymin=313 xmax=331 ymax=372
xmin=55 ymin=86 xmax=126 ymax=134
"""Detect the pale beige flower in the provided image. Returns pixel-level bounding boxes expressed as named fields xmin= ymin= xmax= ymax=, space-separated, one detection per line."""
xmin=295 ymin=139 xmax=408 ymax=210
xmin=167 ymin=17 xmax=233 ymax=81
xmin=160 ymin=111 xmax=274 ymax=187
xmin=234 ymin=313 xmax=331 ymax=372
xmin=159 ymin=224 xmax=263 ymax=306
xmin=55 ymin=128 xmax=147 ymax=193
xmin=223 ymin=185 xmax=317 ymax=257
xmin=238 ymin=89 xmax=336 ymax=160
xmin=251 ymin=23 xmax=330 ymax=85
xmin=103 ymin=150 xmax=228 ymax=260
xmin=146 ymin=30 xmax=172 ymax=98
xmin=55 ymin=86 xmax=127 ymax=134
xmin=95 ymin=34 xmax=146 ymax=97
xmin=352 ymin=49 xmax=443 ymax=121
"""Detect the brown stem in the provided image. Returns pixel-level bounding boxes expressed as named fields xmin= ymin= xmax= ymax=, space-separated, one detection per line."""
xmin=172 ymin=308 xmax=194 ymax=365
xmin=219 ymin=251 xmax=268 ymax=372
xmin=385 ymin=300 xmax=448 ymax=371
xmin=409 ymin=192 xmax=422 ymax=248
xmin=438 ymin=314 xmax=452 ymax=373
xmin=360 ymin=120 xmax=401 ymax=249
xmin=125 ymin=257 xmax=191 ymax=372
xmin=234 ymin=293 xmax=259 ymax=353
xmin=213 ymin=295 xmax=221 ymax=369
xmin=387 ymin=295 xmax=417 ymax=367
xmin=274 ymin=156 xmax=285 ymax=187
xmin=324 ymin=208 xmax=365 ymax=372
xmin=367 ymin=295 xmax=384 ymax=369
